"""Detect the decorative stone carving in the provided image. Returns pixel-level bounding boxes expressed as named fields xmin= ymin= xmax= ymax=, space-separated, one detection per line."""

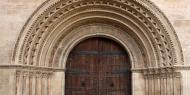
xmin=13 ymin=0 xmax=183 ymax=68
xmin=15 ymin=70 xmax=52 ymax=95
xmin=11 ymin=0 xmax=184 ymax=95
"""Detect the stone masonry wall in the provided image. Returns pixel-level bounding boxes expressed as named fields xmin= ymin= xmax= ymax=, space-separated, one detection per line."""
xmin=0 ymin=0 xmax=189 ymax=65
xmin=0 ymin=0 xmax=46 ymax=65
xmin=152 ymin=0 xmax=190 ymax=66
xmin=0 ymin=0 xmax=189 ymax=95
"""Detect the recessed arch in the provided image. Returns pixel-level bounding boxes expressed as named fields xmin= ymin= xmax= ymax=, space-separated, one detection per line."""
xmin=13 ymin=0 xmax=183 ymax=67
xmin=65 ymin=37 xmax=132 ymax=95
xmin=12 ymin=0 xmax=184 ymax=95
xmin=56 ymin=24 xmax=145 ymax=69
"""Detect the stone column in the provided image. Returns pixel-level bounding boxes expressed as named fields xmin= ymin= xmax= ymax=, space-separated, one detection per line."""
xmin=47 ymin=74 xmax=51 ymax=95
xmin=181 ymin=70 xmax=190 ymax=95
xmin=132 ymin=72 xmax=145 ymax=95
xmin=24 ymin=72 xmax=30 ymax=95
xmin=155 ymin=74 xmax=161 ymax=95
xmin=16 ymin=71 xmax=22 ymax=95
xmin=51 ymin=72 xmax=65 ymax=95
xmin=42 ymin=73 xmax=47 ymax=95
xmin=31 ymin=73 xmax=36 ymax=95
xmin=174 ymin=72 xmax=182 ymax=95
xmin=145 ymin=75 xmax=148 ymax=95
xmin=36 ymin=73 xmax=42 ymax=95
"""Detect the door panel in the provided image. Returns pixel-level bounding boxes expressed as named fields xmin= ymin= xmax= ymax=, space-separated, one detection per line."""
xmin=65 ymin=37 xmax=131 ymax=95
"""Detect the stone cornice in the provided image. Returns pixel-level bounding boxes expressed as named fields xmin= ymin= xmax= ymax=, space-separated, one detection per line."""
xmin=0 ymin=64 xmax=65 ymax=72
xmin=132 ymin=65 xmax=190 ymax=73
xmin=174 ymin=65 xmax=190 ymax=70
xmin=2 ymin=65 xmax=189 ymax=72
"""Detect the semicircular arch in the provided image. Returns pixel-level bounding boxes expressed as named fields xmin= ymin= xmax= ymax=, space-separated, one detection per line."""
xmin=13 ymin=0 xmax=183 ymax=71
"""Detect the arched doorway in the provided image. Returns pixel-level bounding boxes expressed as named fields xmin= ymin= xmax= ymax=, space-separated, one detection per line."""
xmin=65 ymin=37 xmax=131 ymax=95
xmin=12 ymin=0 xmax=184 ymax=95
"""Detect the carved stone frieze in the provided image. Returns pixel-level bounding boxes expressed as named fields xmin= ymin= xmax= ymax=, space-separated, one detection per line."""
xmin=15 ymin=69 xmax=52 ymax=95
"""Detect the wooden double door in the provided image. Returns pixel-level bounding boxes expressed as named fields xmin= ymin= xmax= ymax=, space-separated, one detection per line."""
xmin=65 ymin=37 xmax=131 ymax=95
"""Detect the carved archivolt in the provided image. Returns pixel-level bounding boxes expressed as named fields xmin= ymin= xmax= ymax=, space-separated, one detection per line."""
xmin=12 ymin=0 xmax=184 ymax=95
xmin=13 ymin=0 xmax=183 ymax=70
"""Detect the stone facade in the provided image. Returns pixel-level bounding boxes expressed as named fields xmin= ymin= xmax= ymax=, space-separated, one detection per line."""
xmin=0 ymin=0 xmax=189 ymax=95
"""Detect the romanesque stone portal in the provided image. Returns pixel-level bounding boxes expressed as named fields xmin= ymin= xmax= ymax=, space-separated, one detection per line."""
xmin=12 ymin=0 xmax=183 ymax=95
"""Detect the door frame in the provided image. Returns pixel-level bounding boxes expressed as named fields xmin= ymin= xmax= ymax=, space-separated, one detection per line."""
xmin=56 ymin=24 xmax=145 ymax=95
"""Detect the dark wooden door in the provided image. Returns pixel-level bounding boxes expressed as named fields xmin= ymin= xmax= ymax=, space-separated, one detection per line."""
xmin=65 ymin=37 xmax=131 ymax=95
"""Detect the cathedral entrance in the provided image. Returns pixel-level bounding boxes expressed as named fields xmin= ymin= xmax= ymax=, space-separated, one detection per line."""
xmin=65 ymin=37 xmax=132 ymax=95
